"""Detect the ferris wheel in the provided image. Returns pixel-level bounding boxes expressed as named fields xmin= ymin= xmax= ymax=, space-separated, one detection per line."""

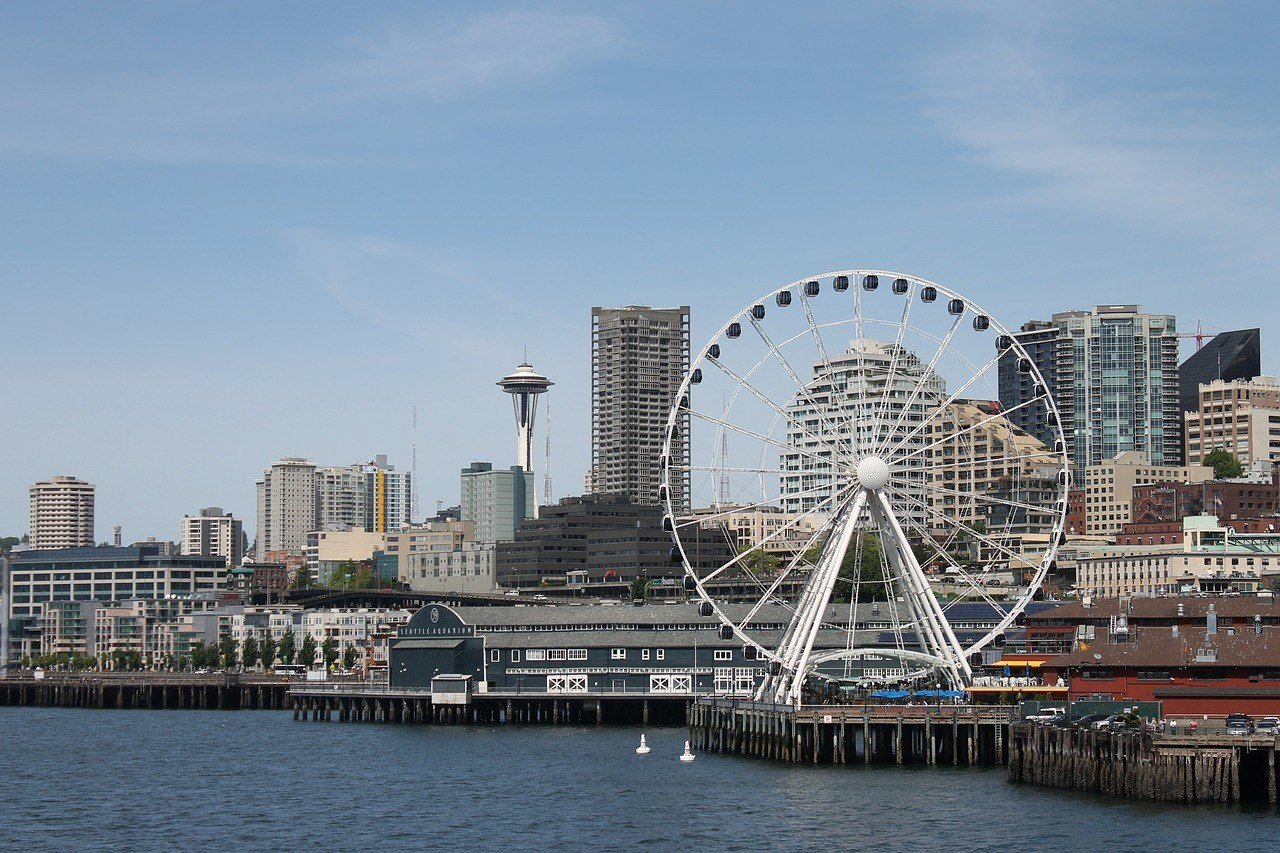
xmin=660 ymin=269 xmax=1070 ymax=706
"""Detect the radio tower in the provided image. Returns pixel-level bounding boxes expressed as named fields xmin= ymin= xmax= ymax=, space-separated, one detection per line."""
xmin=716 ymin=391 xmax=731 ymax=506
xmin=411 ymin=405 xmax=420 ymax=524
xmin=543 ymin=399 xmax=553 ymax=507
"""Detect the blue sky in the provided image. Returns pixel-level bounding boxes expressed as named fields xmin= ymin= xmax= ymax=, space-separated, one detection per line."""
xmin=3 ymin=1 xmax=1279 ymax=543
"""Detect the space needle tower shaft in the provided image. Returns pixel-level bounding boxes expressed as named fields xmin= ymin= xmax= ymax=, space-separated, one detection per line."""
xmin=497 ymin=359 xmax=554 ymax=494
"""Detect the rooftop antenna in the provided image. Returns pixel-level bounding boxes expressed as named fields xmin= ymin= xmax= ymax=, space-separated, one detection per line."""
xmin=411 ymin=405 xmax=420 ymax=524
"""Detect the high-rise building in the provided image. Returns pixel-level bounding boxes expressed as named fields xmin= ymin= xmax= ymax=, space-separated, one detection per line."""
xmin=28 ymin=475 xmax=95 ymax=550
xmin=997 ymin=320 xmax=1063 ymax=452
xmin=256 ymin=455 xmax=411 ymax=554
xmin=591 ymin=305 xmax=691 ymax=510
xmin=180 ymin=507 xmax=245 ymax=567
xmin=460 ymin=462 xmax=535 ymax=544
xmin=256 ymin=458 xmax=318 ymax=554
xmin=1179 ymin=328 xmax=1261 ymax=413
xmin=1184 ymin=375 xmax=1280 ymax=468
xmin=1000 ymin=305 xmax=1182 ymax=470
xmin=780 ymin=339 xmax=943 ymax=531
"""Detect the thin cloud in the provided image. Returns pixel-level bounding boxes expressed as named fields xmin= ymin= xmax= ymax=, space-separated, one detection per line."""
xmin=347 ymin=10 xmax=620 ymax=100
xmin=0 ymin=9 xmax=620 ymax=163
xmin=919 ymin=5 xmax=1280 ymax=267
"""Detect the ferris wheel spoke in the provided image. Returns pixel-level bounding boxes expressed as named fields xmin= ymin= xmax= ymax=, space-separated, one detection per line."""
xmin=881 ymin=349 xmax=1005 ymax=459
xmin=924 ymin=483 xmax=1057 ymax=517
xmin=734 ymin=516 xmax=833 ymax=629
xmin=707 ymin=357 xmax=846 ymax=458
xmin=693 ymin=488 xmax=846 ymax=584
xmin=747 ymin=316 xmax=853 ymax=465
xmin=873 ymin=312 xmax=961 ymax=457
xmin=869 ymin=278 xmax=915 ymax=450
xmin=883 ymin=483 xmax=1040 ymax=571
xmin=798 ymin=288 xmax=857 ymax=460
xmin=893 ymin=392 xmax=1049 ymax=466
xmin=688 ymin=408 xmax=833 ymax=469
xmin=926 ymin=451 xmax=1058 ymax=473
xmin=674 ymin=481 xmax=836 ymax=530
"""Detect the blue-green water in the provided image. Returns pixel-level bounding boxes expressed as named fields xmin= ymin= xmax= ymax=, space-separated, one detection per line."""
xmin=0 ymin=707 xmax=1273 ymax=851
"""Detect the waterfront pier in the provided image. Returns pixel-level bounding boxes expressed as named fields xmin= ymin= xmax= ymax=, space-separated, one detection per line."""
xmin=689 ymin=698 xmax=1016 ymax=766
xmin=1007 ymin=724 xmax=1280 ymax=805
xmin=0 ymin=673 xmax=296 ymax=711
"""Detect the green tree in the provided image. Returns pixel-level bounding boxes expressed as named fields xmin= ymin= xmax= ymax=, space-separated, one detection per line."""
xmin=279 ymin=629 xmax=296 ymax=665
xmin=1204 ymin=448 xmax=1244 ymax=480
xmin=291 ymin=568 xmax=312 ymax=591
xmin=218 ymin=636 xmax=238 ymax=670
xmin=806 ymin=535 xmax=890 ymax=604
xmin=260 ymin=635 xmax=278 ymax=669
xmin=342 ymin=644 xmax=359 ymax=671
xmin=299 ymin=633 xmax=318 ymax=668
xmin=0 ymin=535 xmax=20 ymax=552
xmin=630 ymin=575 xmax=650 ymax=603
xmin=241 ymin=636 xmax=260 ymax=670
xmin=321 ymin=637 xmax=339 ymax=670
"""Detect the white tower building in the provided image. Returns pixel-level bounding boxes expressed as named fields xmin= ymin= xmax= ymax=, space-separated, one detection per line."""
xmin=497 ymin=362 xmax=553 ymax=475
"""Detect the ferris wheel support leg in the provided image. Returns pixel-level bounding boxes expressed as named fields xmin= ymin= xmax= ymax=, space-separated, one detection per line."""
xmin=781 ymin=490 xmax=867 ymax=706
xmin=870 ymin=490 xmax=973 ymax=688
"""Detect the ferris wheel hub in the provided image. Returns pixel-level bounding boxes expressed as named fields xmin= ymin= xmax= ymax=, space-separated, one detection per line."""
xmin=855 ymin=456 xmax=891 ymax=491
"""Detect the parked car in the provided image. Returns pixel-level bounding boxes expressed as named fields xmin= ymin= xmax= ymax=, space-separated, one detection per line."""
xmin=1226 ymin=714 xmax=1253 ymax=736
xmin=1092 ymin=714 xmax=1124 ymax=731
xmin=1072 ymin=713 xmax=1107 ymax=728
xmin=1024 ymin=707 xmax=1066 ymax=722
xmin=1255 ymin=716 xmax=1280 ymax=735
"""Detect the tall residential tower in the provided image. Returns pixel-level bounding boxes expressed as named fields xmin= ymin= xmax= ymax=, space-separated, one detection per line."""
xmin=590 ymin=305 xmax=691 ymax=510
xmin=28 ymin=475 xmax=95 ymax=549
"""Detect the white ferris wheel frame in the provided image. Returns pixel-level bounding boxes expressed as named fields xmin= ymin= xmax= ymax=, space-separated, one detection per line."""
xmin=659 ymin=268 xmax=1070 ymax=706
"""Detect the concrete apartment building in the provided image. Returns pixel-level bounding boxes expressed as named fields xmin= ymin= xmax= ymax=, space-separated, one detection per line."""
xmin=405 ymin=543 xmax=497 ymax=594
xmin=781 ymin=339 xmax=941 ymax=532
xmin=460 ymin=462 xmax=534 ymax=544
xmin=303 ymin=530 xmax=387 ymax=585
xmin=256 ymin=458 xmax=317 ymax=553
xmin=28 ymin=475 xmax=95 ymax=550
xmin=1184 ymin=375 xmax=1280 ymax=468
xmin=1001 ymin=305 xmax=1182 ymax=470
xmin=925 ymin=400 xmax=1057 ymax=535
xmin=180 ymin=507 xmax=245 ymax=566
xmin=590 ymin=305 xmax=691 ymax=511
xmin=1076 ymin=515 xmax=1280 ymax=597
xmin=1083 ymin=451 xmax=1213 ymax=537
xmin=684 ymin=505 xmax=821 ymax=561
xmin=256 ymin=455 xmax=412 ymax=555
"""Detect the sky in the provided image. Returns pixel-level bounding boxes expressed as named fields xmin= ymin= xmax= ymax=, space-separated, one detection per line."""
xmin=3 ymin=1 xmax=1279 ymax=544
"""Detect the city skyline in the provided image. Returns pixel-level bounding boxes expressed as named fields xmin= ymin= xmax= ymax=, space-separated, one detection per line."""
xmin=5 ymin=3 xmax=1280 ymax=542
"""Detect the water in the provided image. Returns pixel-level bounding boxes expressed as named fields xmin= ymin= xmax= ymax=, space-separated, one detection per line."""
xmin=1 ymin=707 xmax=1274 ymax=852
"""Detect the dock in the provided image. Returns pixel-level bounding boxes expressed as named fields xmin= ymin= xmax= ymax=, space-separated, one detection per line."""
xmin=1007 ymin=723 xmax=1280 ymax=804
xmin=1 ymin=673 xmax=298 ymax=710
xmin=689 ymin=698 xmax=1016 ymax=765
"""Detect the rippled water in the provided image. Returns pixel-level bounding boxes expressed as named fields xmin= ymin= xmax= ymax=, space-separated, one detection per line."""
xmin=0 ymin=707 xmax=1274 ymax=851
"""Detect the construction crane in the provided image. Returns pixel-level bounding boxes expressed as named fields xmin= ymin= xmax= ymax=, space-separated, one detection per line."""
xmin=1176 ymin=319 xmax=1216 ymax=351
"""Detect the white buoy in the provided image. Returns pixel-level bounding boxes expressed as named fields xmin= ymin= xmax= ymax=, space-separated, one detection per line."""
xmin=636 ymin=734 xmax=651 ymax=755
xmin=679 ymin=740 xmax=695 ymax=762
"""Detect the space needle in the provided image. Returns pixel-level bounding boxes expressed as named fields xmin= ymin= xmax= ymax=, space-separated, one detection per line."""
xmin=497 ymin=359 xmax=553 ymax=479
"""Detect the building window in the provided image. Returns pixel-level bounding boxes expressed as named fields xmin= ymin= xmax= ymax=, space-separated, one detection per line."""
xmin=656 ymin=649 xmax=665 ymax=661
xmin=714 ymin=650 xmax=732 ymax=661
xmin=525 ymin=649 xmax=546 ymax=661
xmin=611 ymin=648 xmax=626 ymax=660
xmin=511 ymin=650 xmax=520 ymax=663
xmin=642 ymin=649 xmax=650 ymax=661
xmin=548 ymin=649 xmax=567 ymax=661
xmin=568 ymin=649 xmax=587 ymax=661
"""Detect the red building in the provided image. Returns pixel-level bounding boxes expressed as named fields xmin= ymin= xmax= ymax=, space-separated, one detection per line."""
xmin=1131 ymin=481 xmax=1280 ymax=525
xmin=1042 ymin=627 xmax=1280 ymax=716
xmin=1066 ymin=489 xmax=1085 ymax=535
xmin=1117 ymin=516 xmax=1280 ymax=545
xmin=1025 ymin=596 xmax=1280 ymax=655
